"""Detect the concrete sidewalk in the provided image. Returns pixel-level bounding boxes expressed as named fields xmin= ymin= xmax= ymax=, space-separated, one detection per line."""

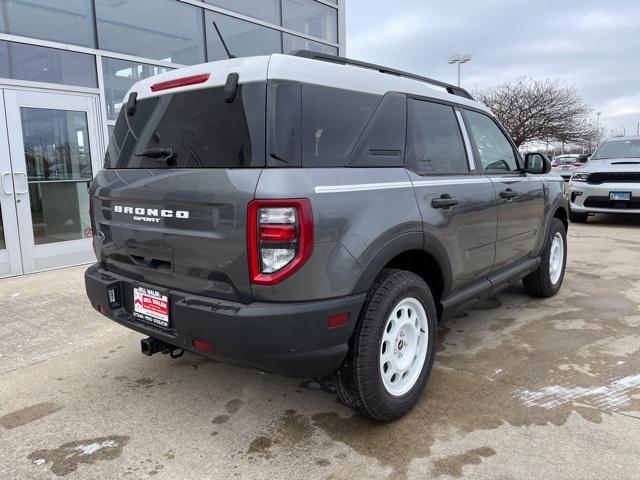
xmin=1 ymin=214 xmax=639 ymax=479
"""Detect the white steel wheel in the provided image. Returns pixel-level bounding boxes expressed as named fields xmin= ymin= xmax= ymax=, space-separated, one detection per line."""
xmin=379 ymin=297 xmax=429 ymax=397
xmin=549 ymin=232 xmax=564 ymax=285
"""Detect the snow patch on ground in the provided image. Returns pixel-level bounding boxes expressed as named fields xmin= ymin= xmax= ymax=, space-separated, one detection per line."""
xmin=514 ymin=373 xmax=640 ymax=410
xmin=76 ymin=440 xmax=118 ymax=456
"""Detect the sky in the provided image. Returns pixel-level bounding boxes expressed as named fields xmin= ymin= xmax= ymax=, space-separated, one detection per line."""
xmin=345 ymin=0 xmax=640 ymax=138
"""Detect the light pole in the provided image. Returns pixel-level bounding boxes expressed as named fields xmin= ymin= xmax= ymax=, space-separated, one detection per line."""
xmin=448 ymin=54 xmax=472 ymax=87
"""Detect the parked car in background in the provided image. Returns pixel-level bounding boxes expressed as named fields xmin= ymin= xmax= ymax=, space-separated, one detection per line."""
xmin=569 ymin=137 xmax=640 ymax=222
xmin=552 ymin=154 xmax=589 ymax=180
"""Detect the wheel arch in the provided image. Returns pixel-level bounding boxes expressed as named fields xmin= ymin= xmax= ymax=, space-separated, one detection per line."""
xmin=553 ymin=204 xmax=568 ymax=232
xmin=351 ymin=232 xmax=452 ymax=318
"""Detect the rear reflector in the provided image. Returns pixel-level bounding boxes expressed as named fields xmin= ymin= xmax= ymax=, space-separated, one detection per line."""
xmin=151 ymin=74 xmax=210 ymax=92
xmin=192 ymin=339 xmax=214 ymax=352
xmin=259 ymin=224 xmax=297 ymax=243
xmin=327 ymin=313 xmax=350 ymax=329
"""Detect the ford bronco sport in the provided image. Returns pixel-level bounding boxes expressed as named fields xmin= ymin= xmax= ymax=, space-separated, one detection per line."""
xmin=85 ymin=51 xmax=568 ymax=421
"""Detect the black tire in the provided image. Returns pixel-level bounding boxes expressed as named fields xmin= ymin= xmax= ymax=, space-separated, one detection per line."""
xmin=569 ymin=209 xmax=588 ymax=223
xmin=523 ymin=218 xmax=567 ymax=297
xmin=334 ymin=269 xmax=437 ymax=421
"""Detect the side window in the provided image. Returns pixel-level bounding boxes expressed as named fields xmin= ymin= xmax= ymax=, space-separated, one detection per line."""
xmin=407 ymin=99 xmax=469 ymax=174
xmin=301 ymin=85 xmax=379 ymax=167
xmin=464 ymin=110 xmax=519 ymax=171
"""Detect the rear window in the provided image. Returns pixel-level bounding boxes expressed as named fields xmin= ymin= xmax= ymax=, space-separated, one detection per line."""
xmin=555 ymin=156 xmax=577 ymax=165
xmin=104 ymin=83 xmax=266 ymax=169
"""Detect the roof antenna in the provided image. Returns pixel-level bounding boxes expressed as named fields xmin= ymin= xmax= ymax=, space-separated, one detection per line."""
xmin=212 ymin=21 xmax=236 ymax=59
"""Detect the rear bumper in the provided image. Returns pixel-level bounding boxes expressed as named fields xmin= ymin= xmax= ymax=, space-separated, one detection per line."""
xmin=569 ymin=181 xmax=640 ymax=214
xmin=85 ymin=264 xmax=365 ymax=377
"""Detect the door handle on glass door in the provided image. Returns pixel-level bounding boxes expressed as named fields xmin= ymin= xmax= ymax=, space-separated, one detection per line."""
xmin=13 ymin=172 xmax=28 ymax=194
xmin=1 ymin=172 xmax=13 ymax=195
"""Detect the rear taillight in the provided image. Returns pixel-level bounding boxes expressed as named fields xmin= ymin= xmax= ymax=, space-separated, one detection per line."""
xmin=551 ymin=163 xmax=558 ymax=167
xmin=247 ymin=199 xmax=313 ymax=285
xmin=574 ymin=162 xmax=584 ymax=167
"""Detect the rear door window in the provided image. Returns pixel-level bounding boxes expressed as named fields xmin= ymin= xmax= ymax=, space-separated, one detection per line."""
xmin=104 ymin=83 xmax=266 ymax=169
xmin=464 ymin=110 xmax=520 ymax=172
xmin=406 ymin=99 xmax=469 ymax=174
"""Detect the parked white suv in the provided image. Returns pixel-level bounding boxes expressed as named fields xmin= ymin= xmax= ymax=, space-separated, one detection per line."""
xmin=569 ymin=136 xmax=640 ymax=222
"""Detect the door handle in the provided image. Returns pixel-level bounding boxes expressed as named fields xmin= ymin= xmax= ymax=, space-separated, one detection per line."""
xmin=1 ymin=172 xmax=12 ymax=195
xmin=13 ymin=172 xmax=28 ymax=194
xmin=500 ymin=188 xmax=517 ymax=200
xmin=431 ymin=194 xmax=459 ymax=209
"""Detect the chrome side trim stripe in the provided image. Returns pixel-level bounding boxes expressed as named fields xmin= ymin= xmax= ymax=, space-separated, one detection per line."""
xmin=315 ymin=181 xmax=413 ymax=194
xmin=315 ymin=177 xmax=492 ymax=193
xmin=413 ymin=177 xmax=491 ymax=187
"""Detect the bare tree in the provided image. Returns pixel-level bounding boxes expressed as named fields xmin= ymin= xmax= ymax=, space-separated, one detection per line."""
xmin=474 ymin=77 xmax=598 ymax=148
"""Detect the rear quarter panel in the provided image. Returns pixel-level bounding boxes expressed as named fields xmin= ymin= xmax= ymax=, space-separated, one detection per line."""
xmin=253 ymin=168 xmax=423 ymax=301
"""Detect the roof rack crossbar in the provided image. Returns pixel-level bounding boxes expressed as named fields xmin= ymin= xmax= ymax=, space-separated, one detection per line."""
xmin=291 ymin=50 xmax=474 ymax=101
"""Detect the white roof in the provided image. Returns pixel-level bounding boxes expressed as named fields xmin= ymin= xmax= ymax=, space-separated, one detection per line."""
xmin=127 ymin=54 xmax=490 ymax=113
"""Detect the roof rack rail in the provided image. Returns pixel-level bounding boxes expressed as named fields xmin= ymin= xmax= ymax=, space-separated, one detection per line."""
xmin=291 ymin=50 xmax=474 ymax=101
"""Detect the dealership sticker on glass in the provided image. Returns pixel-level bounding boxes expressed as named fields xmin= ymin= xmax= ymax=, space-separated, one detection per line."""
xmin=133 ymin=287 xmax=169 ymax=328
xmin=609 ymin=191 xmax=631 ymax=201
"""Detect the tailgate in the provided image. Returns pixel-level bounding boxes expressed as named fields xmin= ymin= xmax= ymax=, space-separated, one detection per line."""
xmin=91 ymin=168 xmax=260 ymax=303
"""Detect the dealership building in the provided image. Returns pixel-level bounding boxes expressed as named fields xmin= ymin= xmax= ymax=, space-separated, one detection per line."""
xmin=0 ymin=0 xmax=345 ymax=277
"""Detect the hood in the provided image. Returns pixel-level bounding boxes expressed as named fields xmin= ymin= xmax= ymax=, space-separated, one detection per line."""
xmin=577 ymin=158 xmax=640 ymax=173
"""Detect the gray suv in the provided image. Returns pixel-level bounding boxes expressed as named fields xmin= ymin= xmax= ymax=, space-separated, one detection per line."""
xmin=85 ymin=51 xmax=568 ymax=421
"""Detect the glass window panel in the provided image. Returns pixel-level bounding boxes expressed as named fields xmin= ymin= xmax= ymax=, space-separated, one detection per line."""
xmin=206 ymin=12 xmax=282 ymax=61
xmin=102 ymin=57 xmax=171 ymax=121
xmin=465 ymin=110 xmax=519 ymax=171
xmin=204 ymin=0 xmax=280 ymax=24
xmin=20 ymin=108 xmax=93 ymax=244
xmin=283 ymin=33 xmax=337 ymax=55
xmin=0 ymin=0 xmax=95 ymax=47
xmin=300 ymin=84 xmax=379 ymax=167
xmin=95 ymin=0 xmax=205 ymax=65
xmin=407 ymin=100 xmax=468 ymax=174
xmin=282 ymin=0 xmax=337 ymax=42
xmin=0 ymin=40 xmax=97 ymax=87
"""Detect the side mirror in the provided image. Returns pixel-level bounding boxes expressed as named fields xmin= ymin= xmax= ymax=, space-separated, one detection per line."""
xmin=525 ymin=153 xmax=551 ymax=174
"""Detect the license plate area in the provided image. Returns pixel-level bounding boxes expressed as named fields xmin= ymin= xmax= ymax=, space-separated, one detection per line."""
xmin=133 ymin=286 xmax=170 ymax=328
xmin=609 ymin=191 xmax=631 ymax=201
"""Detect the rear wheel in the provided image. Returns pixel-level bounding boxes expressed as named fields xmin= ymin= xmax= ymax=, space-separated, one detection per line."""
xmin=334 ymin=269 xmax=437 ymax=421
xmin=523 ymin=218 xmax=567 ymax=297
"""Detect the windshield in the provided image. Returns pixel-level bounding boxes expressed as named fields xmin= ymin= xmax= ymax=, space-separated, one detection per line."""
xmin=592 ymin=139 xmax=640 ymax=160
xmin=104 ymin=83 xmax=266 ymax=169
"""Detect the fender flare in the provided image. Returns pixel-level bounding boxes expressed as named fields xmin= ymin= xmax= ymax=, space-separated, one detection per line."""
xmin=536 ymin=196 xmax=569 ymax=256
xmin=351 ymin=231 xmax=453 ymax=297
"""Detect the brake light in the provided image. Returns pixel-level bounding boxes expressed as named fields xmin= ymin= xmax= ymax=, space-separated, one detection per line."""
xmin=247 ymin=199 xmax=313 ymax=285
xmin=574 ymin=162 xmax=584 ymax=167
xmin=151 ymin=74 xmax=210 ymax=92
xmin=551 ymin=163 xmax=558 ymax=167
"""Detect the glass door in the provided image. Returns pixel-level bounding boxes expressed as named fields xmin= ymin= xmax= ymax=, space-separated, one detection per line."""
xmin=3 ymin=89 xmax=103 ymax=274
xmin=0 ymin=91 xmax=23 ymax=277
